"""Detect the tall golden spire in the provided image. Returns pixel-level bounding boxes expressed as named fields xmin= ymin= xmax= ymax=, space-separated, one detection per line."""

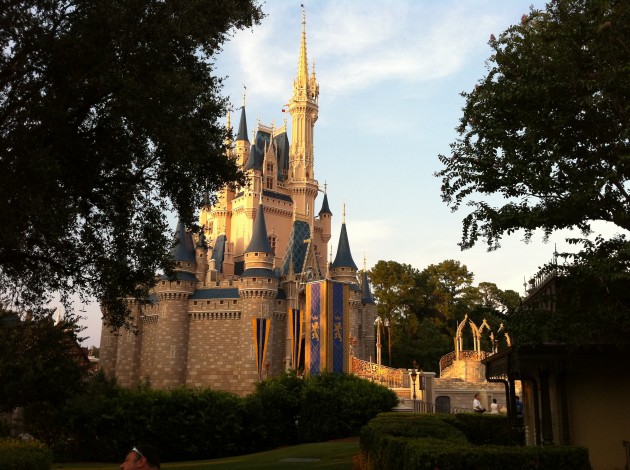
xmin=297 ymin=5 xmax=308 ymax=88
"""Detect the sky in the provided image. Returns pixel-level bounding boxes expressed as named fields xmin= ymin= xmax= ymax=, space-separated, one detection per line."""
xmin=77 ymin=0 xmax=620 ymax=347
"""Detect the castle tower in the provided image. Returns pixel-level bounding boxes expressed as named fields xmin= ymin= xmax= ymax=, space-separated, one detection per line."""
xmin=358 ymin=258 xmax=377 ymax=360
xmin=238 ymin=202 xmax=281 ymax=385
xmin=235 ymin=101 xmax=250 ymax=169
xmin=330 ymin=207 xmax=358 ymax=283
xmin=318 ymin=190 xmax=332 ymax=245
xmin=145 ymin=221 xmax=195 ymax=388
xmin=287 ymin=8 xmax=319 ymax=227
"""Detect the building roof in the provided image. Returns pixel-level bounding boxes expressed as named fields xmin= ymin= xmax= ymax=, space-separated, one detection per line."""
xmin=361 ymin=270 xmax=375 ymax=304
xmin=190 ymin=288 xmax=240 ymax=300
xmin=236 ymin=106 xmax=248 ymax=142
xmin=245 ymin=203 xmax=273 ymax=253
xmin=170 ymin=221 xmax=196 ymax=263
xmin=158 ymin=271 xmax=198 ymax=282
xmin=331 ymin=223 xmax=357 ymax=270
xmin=318 ymin=192 xmax=332 ymax=216
xmin=282 ymin=220 xmax=311 ymax=275
xmin=241 ymin=267 xmax=277 ymax=279
xmin=211 ymin=234 xmax=226 ymax=273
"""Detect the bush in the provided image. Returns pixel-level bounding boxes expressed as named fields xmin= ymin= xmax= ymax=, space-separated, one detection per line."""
xmin=242 ymin=372 xmax=304 ymax=452
xmin=441 ymin=412 xmax=522 ymax=446
xmin=298 ymin=373 xmax=398 ymax=443
xmin=360 ymin=413 xmax=591 ymax=470
xmin=0 ymin=438 xmax=52 ymax=470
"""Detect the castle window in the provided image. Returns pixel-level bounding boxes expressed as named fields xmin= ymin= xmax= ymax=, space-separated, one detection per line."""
xmin=207 ymin=301 xmax=211 ymax=305
xmin=253 ymin=278 xmax=257 ymax=282
xmin=220 ymin=300 xmax=224 ymax=304
xmin=268 ymin=235 xmax=277 ymax=254
xmin=265 ymin=177 xmax=273 ymax=190
xmin=193 ymin=301 xmax=197 ymax=305
xmin=176 ymin=281 xmax=181 ymax=285
xmin=169 ymin=346 xmax=176 ymax=358
xmin=233 ymin=300 xmax=237 ymax=304
xmin=266 ymin=162 xmax=273 ymax=172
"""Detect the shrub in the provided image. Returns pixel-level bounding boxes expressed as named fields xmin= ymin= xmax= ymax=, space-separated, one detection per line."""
xmin=298 ymin=373 xmax=398 ymax=443
xmin=0 ymin=438 xmax=52 ymax=470
xmin=360 ymin=413 xmax=591 ymax=470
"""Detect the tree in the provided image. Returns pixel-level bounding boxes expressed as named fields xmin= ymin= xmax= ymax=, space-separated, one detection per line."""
xmin=368 ymin=261 xmax=420 ymax=365
xmin=0 ymin=1 xmax=263 ymax=327
xmin=421 ymin=259 xmax=475 ymax=335
xmin=510 ymin=235 xmax=630 ymax=345
xmin=436 ymin=0 xmax=630 ymax=250
xmin=0 ymin=307 xmax=89 ymax=412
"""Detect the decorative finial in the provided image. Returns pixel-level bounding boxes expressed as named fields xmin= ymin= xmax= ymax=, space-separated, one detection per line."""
xmin=242 ymin=84 xmax=246 ymax=108
xmin=301 ymin=3 xmax=306 ymax=27
xmin=363 ymin=253 xmax=367 ymax=271
xmin=343 ymin=202 xmax=346 ymax=224
xmin=324 ymin=181 xmax=327 ymax=194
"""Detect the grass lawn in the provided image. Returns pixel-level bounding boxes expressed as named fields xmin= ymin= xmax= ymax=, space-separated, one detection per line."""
xmin=52 ymin=438 xmax=360 ymax=470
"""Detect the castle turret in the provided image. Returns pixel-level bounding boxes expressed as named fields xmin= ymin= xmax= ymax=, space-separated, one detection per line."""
xmin=318 ymin=190 xmax=332 ymax=245
xmin=330 ymin=207 xmax=358 ymax=284
xmin=287 ymin=7 xmax=319 ymax=226
xmin=235 ymin=97 xmax=250 ymax=168
xmin=195 ymin=230 xmax=208 ymax=286
xmin=149 ymin=220 xmax=196 ymax=388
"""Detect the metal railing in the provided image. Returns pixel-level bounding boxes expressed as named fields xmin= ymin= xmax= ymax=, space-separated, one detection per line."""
xmin=351 ymin=357 xmax=405 ymax=388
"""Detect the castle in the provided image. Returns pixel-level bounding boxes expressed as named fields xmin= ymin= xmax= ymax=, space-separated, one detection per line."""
xmin=98 ymin=12 xmax=377 ymax=395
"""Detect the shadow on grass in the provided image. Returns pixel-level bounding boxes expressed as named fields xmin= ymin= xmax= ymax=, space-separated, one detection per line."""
xmin=52 ymin=438 xmax=360 ymax=470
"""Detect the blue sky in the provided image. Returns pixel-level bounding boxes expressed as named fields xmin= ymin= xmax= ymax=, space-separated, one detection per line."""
xmin=79 ymin=0 xmax=619 ymax=346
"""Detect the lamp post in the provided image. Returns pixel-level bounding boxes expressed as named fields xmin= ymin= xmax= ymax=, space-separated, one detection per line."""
xmin=410 ymin=369 xmax=417 ymax=401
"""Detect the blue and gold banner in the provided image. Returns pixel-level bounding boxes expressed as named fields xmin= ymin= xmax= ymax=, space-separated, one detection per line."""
xmin=331 ymin=282 xmax=345 ymax=373
xmin=305 ymin=280 xmax=349 ymax=376
xmin=306 ymin=282 xmax=322 ymax=375
xmin=252 ymin=317 xmax=270 ymax=378
xmin=289 ymin=308 xmax=303 ymax=370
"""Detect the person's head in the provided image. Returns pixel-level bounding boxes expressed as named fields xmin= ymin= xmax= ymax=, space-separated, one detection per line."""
xmin=516 ymin=395 xmax=521 ymax=401
xmin=120 ymin=445 xmax=160 ymax=470
xmin=492 ymin=398 xmax=497 ymax=404
xmin=474 ymin=393 xmax=480 ymax=399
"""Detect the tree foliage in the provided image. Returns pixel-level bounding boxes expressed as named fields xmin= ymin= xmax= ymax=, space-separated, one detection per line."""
xmin=510 ymin=235 xmax=630 ymax=345
xmin=436 ymin=0 xmax=630 ymax=250
xmin=0 ymin=0 xmax=263 ymax=327
xmin=369 ymin=260 xmax=516 ymax=371
xmin=0 ymin=307 xmax=89 ymax=412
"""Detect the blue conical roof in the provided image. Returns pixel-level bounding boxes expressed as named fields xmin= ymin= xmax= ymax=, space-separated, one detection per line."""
xmin=170 ymin=221 xmax=196 ymax=263
xmin=245 ymin=203 xmax=272 ymax=253
xmin=361 ymin=270 xmax=375 ymax=304
xmin=331 ymin=223 xmax=357 ymax=269
xmin=318 ymin=193 xmax=332 ymax=216
xmin=236 ymin=106 xmax=248 ymax=142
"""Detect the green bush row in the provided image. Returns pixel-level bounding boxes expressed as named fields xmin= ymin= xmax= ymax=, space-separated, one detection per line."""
xmin=24 ymin=371 xmax=398 ymax=463
xmin=360 ymin=413 xmax=591 ymax=470
xmin=0 ymin=438 xmax=52 ymax=470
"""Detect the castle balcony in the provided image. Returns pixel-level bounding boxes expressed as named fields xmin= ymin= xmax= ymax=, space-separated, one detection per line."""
xmin=439 ymin=350 xmax=490 ymax=381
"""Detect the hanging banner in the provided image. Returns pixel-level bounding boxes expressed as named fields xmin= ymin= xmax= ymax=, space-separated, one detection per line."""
xmin=305 ymin=280 xmax=349 ymax=376
xmin=306 ymin=282 xmax=322 ymax=375
xmin=289 ymin=308 xmax=303 ymax=370
xmin=251 ymin=317 xmax=270 ymax=378
xmin=331 ymin=281 xmax=345 ymax=373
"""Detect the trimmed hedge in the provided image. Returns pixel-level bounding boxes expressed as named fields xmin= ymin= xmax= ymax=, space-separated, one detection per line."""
xmin=360 ymin=413 xmax=591 ymax=470
xmin=0 ymin=438 xmax=52 ymax=470
xmin=24 ymin=371 xmax=397 ymax=463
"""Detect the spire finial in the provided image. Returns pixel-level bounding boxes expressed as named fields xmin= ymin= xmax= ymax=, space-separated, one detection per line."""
xmin=363 ymin=253 xmax=367 ymax=271
xmin=324 ymin=181 xmax=327 ymax=194
xmin=242 ymin=84 xmax=247 ymax=108
xmin=343 ymin=202 xmax=346 ymax=224
xmin=297 ymin=3 xmax=308 ymax=86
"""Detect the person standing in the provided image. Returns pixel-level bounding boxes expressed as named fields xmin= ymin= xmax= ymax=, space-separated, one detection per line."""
xmin=473 ymin=393 xmax=486 ymax=413
xmin=120 ymin=445 xmax=160 ymax=470
xmin=490 ymin=398 xmax=499 ymax=413
xmin=515 ymin=396 xmax=524 ymax=417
